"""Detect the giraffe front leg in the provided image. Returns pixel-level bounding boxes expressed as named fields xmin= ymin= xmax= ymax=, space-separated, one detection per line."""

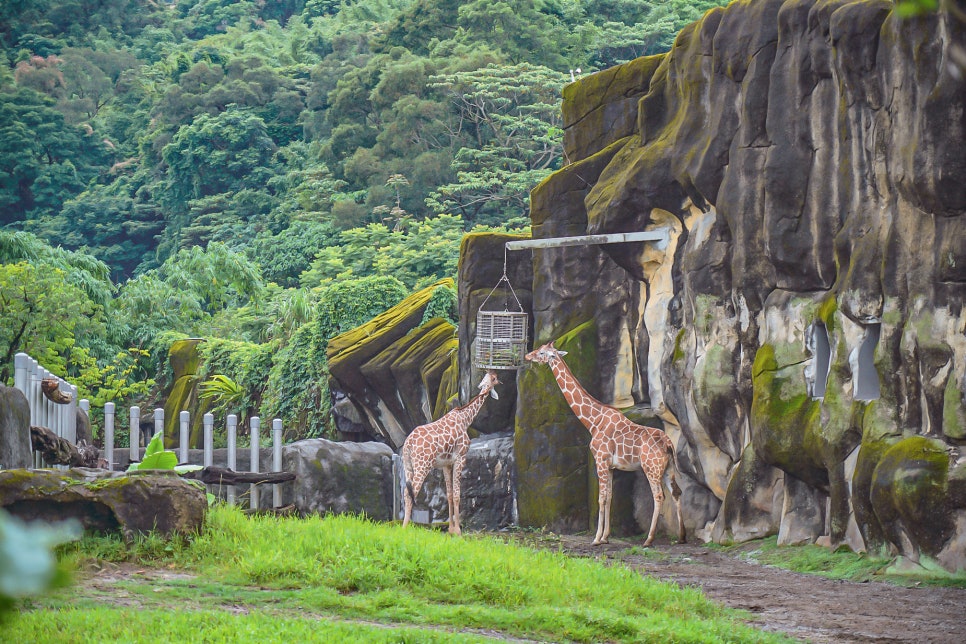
xmin=601 ymin=477 xmax=614 ymax=544
xmin=593 ymin=465 xmax=611 ymax=545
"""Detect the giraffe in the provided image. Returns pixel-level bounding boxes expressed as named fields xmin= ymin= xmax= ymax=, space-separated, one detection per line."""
xmin=401 ymin=370 xmax=501 ymax=535
xmin=525 ymin=342 xmax=685 ymax=546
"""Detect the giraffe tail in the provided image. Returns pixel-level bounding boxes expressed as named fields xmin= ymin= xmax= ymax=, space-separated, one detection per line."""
xmin=667 ymin=445 xmax=683 ymax=500
xmin=401 ymin=447 xmax=416 ymax=504
xmin=406 ymin=481 xmax=416 ymax=504
xmin=664 ymin=438 xmax=686 ymax=543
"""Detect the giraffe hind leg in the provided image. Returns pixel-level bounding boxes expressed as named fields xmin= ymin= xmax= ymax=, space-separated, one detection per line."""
xmin=644 ymin=476 xmax=664 ymax=547
xmin=449 ymin=458 xmax=465 ymax=536
xmin=442 ymin=464 xmax=461 ymax=536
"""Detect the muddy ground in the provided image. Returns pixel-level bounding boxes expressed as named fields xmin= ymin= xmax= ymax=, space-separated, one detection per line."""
xmin=535 ymin=534 xmax=966 ymax=644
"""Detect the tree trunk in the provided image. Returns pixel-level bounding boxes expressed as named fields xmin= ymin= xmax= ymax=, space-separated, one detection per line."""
xmin=41 ymin=378 xmax=74 ymax=404
xmin=180 ymin=465 xmax=296 ymax=486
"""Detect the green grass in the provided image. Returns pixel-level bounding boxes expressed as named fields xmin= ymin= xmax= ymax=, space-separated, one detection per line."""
xmin=727 ymin=537 xmax=966 ymax=588
xmin=6 ymin=505 xmax=790 ymax=643
xmin=6 ymin=607 xmax=487 ymax=643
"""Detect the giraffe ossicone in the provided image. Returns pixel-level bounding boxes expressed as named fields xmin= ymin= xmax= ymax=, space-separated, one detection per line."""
xmin=400 ymin=370 xmax=501 ymax=535
xmin=525 ymin=342 xmax=685 ymax=546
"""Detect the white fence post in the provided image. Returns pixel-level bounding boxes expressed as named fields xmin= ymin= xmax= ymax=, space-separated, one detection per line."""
xmin=28 ymin=358 xmax=40 ymax=427
xmin=14 ymin=353 xmax=28 ymax=396
xmin=41 ymin=366 xmax=53 ymax=440
xmin=104 ymin=402 xmax=115 ymax=471
xmin=203 ymin=413 xmax=214 ymax=467
xmin=179 ymin=411 xmax=190 ymax=464
xmin=250 ymin=417 xmax=260 ymax=511
xmin=29 ymin=359 xmax=41 ymax=467
xmin=272 ymin=418 xmax=282 ymax=508
xmin=227 ymin=414 xmax=237 ymax=505
xmin=129 ymin=406 xmax=140 ymax=464
xmin=153 ymin=408 xmax=164 ymax=447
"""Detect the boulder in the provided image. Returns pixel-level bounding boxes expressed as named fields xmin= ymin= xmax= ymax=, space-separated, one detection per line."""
xmin=0 ymin=469 xmax=207 ymax=540
xmin=0 ymin=383 xmax=32 ymax=470
xmin=281 ymin=439 xmax=395 ymax=520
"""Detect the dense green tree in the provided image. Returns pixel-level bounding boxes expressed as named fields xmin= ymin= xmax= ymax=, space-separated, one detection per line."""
xmin=0 ymin=263 xmax=97 ymax=383
xmin=454 ymin=0 xmax=570 ymax=69
xmin=376 ymin=0 xmax=462 ymax=55
xmin=58 ymin=47 xmax=140 ymax=121
xmin=157 ymin=108 xmax=279 ymax=254
xmin=300 ymin=213 xmax=527 ymax=289
xmin=176 ymin=0 xmax=259 ymax=40
xmin=28 ymin=180 xmax=162 ymax=279
xmin=0 ymin=87 xmax=112 ymax=222
xmin=113 ymin=241 xmax=265 ymax=350
xmin=426 ymin=62 xmax=567 ymax=224
xmin=0 ymin=229 xmax=114 ymax=308
xmin=249 ymin=220 xmax=337 ymax=288
xmin=261 ymin=274 xmax=408 ymax=438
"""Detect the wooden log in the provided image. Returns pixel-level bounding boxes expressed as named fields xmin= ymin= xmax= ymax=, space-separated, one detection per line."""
xmin=41 ymin=378 xmax=74 ymax=404
xmin=30 ymin=425 xmax=99 ymax=467
xmin=180 ymin=465 xmax=296 ymax=486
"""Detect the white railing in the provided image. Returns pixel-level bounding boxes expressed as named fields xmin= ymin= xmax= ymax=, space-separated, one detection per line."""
xmin=100 ymin=404 xmax=286 ymax=511
xmin=14 ymin=352 xmax=78 ymax=468
xmin=10 ymin=351 xmax=286 ymax=509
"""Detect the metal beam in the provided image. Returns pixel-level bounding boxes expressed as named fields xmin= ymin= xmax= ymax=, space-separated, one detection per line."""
xmin=504 ymin=230 xmax=670 ymax=251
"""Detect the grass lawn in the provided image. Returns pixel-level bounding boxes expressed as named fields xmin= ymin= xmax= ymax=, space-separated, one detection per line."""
xmin=5 ymin=505 xmax=790 ymax=643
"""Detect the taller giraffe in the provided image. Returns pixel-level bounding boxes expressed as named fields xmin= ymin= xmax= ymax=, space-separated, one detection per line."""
xmin=401 ymin=370 xmax=500 ymax=535
xmin=525 ymin=342 xmax=685 ymax=546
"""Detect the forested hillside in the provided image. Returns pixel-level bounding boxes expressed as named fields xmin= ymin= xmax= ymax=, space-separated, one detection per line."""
xmin=0 ymin=0 xmax=724 ymax=440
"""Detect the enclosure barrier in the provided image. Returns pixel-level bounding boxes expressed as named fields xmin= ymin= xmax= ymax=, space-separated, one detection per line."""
xmin=96 ymin=405 xmax=286 ymax=510
xmin=13 ymin=352 xmax=78 ymax=468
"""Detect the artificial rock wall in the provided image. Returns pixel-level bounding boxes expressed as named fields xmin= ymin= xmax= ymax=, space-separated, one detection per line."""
xmin=514 ymin=0 xmax=966 ymax=571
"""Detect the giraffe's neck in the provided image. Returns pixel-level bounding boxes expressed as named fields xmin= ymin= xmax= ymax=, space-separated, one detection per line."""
xmin=549 ymin=357 xmax=605 ymax=434
xmin=449 ymin=390 xmax=489 ymax=428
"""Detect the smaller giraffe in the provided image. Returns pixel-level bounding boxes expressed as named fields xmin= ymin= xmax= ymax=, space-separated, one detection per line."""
xmin=526 ymin=342 xmax=685 ymax=546
xmin=401 ymin=370 xmax=500 ymax=535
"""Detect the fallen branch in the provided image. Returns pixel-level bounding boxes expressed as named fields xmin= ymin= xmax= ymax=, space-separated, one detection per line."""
xmin=180 ymin=465 xmax=295 ymax=486
xmin=30 ymin=425 xmax=99 ymax=467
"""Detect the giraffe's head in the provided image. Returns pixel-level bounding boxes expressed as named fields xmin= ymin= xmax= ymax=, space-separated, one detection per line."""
xmin=479 ymin=370 xmax=501 ymax=399
xmin=524 ymin=342 xmax=567 ymax=365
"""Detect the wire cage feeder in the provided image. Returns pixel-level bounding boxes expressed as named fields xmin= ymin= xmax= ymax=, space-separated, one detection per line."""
xmin=474 ymin=272 xmax=529 ymax=370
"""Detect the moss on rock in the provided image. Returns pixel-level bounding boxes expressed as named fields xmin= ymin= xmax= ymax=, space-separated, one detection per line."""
xmin=942 ymin=373 xmax=966 ymax=440
xmin=870 ymin=436 xmax=953 ymax=557
xmin=751 ymin=344 xmax=826 ymax=488
xmin=515 ymin=320 xmax=599 ymax=532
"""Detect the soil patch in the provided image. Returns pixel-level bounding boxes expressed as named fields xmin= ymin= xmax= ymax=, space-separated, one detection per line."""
xmin=535 ymin=534 xmax=966 ymax=643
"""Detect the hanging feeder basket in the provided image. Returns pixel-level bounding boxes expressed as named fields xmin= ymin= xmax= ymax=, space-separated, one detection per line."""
xmin=474 ymin=274 xmax=528 ymax=370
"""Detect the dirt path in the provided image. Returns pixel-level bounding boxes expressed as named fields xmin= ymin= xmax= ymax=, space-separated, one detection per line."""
xmin=545 ymin=535 xmax=966 ymax=643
